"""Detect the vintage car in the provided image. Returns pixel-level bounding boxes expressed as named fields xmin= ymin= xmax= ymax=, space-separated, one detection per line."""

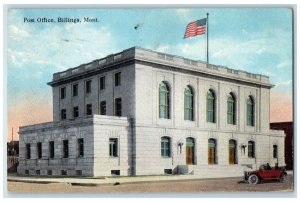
xmin=244 ymin=164 xmax=287 ymax=184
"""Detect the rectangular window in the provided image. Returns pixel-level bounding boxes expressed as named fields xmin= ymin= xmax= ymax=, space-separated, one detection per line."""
xmin=100 ymin=101 xmax=106 ymax=115
xmin=47 ymin=170 xmax=52 ymax=175
xmin=76 ymin=170 xmax=82 ymax=176
xmin=273 ymin=145 xmax=278 ymax=158
xmin=37 ymin=142 xmax=42 ymax=159
xmin=161 ymin=137 xmax=171 ymax=157
xmin=100 ymin=76 xmax=105 ymax=90
xmin=60 ymin=87 xmax=66 ymax=99
xmin=207 ymin=99 xmax=214 ymax=123
xmin=86 ymin=104 xmax=92 ymax=115
xmin=109 ymin=138 xmax=118 ymax=157
xmin=61 ymin=109 xmax=66 ymax=120
xmin=115 ymin=72 xmax=121 ymax=86
xmin=86 ymin=80 xmax=91 ymax=93
xmin=73 ymin=84 xmax=78 ymax=96
xmin=115 ymin=98 xmax=122 ymax=116
xmin=36 ymin=170 xmax=40 ymax=175
xmin=26 ymin=143 xmax=31 ymax=159
xmin=248 ymin=141 xmax=255 ymax=158
xmin=164 ymin=169 xmax=172 ymax=174
xmin=111 ymin=170 xmax=120 ymax=176
xmin=73 ymin=106 xmax=79 ymax=118
xmin=63 ymin=140 xmax=69 ymax=158
xmin=49 ymin=141 xmax=54 ymax=159
xmin=77 ymin=138 xmax=84 ymax=157
xmin=61 ymin=170 xmax=67 ymax=176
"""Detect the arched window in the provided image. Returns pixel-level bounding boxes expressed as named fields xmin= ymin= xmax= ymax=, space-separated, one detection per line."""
xmin=186 ymin=137 xmax=195 ymax=165
xmin=161 ymin=136 xmax=171 ymax=157
xmin=208 ymin=138 xmax=217 ymax=164
xmin=247 ymin=96 xmax=254 ymax=126
xmin=159 ymin=82 xmax=170 ymax=119
xmin=184 ymin=86 xmax=194 ymax=121
xmin=248 ymin=141 xmax=255 ymax=158
xmin=227 ymin=93 xmax=236 ymax=125
xmin=229 ymin=139 xmax=237 ymax=164
xmin=207 ymin=90 xmax=216 ymax=123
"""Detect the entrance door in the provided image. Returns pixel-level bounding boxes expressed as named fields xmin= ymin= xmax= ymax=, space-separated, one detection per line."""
xmin=186 ymin=138 xmax=195 ymax=165
xmin=229 ymin=139 xmax=237 ymax=164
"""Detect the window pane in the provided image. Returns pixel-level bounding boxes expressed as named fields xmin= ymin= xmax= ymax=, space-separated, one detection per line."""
xmin=26 ymin=144 xmax=31 ymax=159
xmin=63 ymin=140 xmax=68 ymax=158
xmin=100 ymin=77 xmax=105 ymax=90
xmin=159 ymin=83 xmax=170 ymax=119
xmin=248 ymin=141 xmax=255 ymax=158
xmin=37 ymin=142 xmax=42 ymax=159
xmin=49 ymin=141 xmax=54 ymax=159
xmin=115 ymin=98 xmax=122 ymax=116
xmin=100 ymin=101 xmax=106 ymax=115
xmin=78 ymin=138 xmax=84 ymax=157
xmin=86 ymin=80 xmax=91 ymax=93
xmin=109 ymin=139 xmax=118 ymax=157
xmin=115 ymin=73 xmax=121 ymax=86
xmin=73 ymin=84 xmax=78 ymax=96
xmin=161 ymin=137 xmax=170 ymax=157
xmin=273 ymin=145 xmax=278 ymax=158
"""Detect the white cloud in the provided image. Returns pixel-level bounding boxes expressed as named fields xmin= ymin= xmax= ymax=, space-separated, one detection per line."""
xmin=8 ymin=22 xmax=117 ymax=71
xmin=155 ymin=45 xmax=170 ymax=53
xmin=276 ymin=61 xmax=292 ymax=69
xmin=175 ymin=9 xmax=191 ymax=21
xmin=276 ymin=80 xmax=292 ymax=87
xmin=152 ymin=28 xmax=291 ymax=73
xmin=8 ymin=24 xmax=29 ymax=38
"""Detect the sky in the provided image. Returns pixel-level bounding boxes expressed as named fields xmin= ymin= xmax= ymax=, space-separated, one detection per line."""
xmin=6 ymin=8 xmax=293 ymax=141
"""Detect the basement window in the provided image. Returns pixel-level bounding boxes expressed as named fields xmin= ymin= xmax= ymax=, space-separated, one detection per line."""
xmin=164 ymin=169 xmax=172 ymax=175
xmin=61 ymin=170 xmax=67 ymax=176
xmin=111 ymin=170 xmax=120 ymax=176
xmin=76 ymin=170 xmax=82 ymax=176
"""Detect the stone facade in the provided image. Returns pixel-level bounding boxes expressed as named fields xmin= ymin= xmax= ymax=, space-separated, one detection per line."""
xmin=18 ymin=47 xmax=285 ymax=177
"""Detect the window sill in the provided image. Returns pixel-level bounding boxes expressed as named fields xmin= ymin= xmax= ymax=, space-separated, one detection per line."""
xmin=161 ymin=156 xmax=171 ymax=159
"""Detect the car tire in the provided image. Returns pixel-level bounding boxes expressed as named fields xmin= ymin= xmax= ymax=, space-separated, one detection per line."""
xmin=279 ymin=173 xmax=287 ymax=183
xmin=248 ymin=174 xmax=259 ymax=184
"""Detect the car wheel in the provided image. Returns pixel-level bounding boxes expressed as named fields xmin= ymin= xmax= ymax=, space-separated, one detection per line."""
xmin=248 ymin=174 xmax=259 ymax=184
xmin=279 ymin=173 xmax=287 ymax=183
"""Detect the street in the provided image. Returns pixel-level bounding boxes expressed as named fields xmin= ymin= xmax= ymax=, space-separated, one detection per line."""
xmin=7 ymin=174 xmax=293 ymax=193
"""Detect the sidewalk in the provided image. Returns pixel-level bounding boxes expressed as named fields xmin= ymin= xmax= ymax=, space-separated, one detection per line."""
xmin=7 ymin=170 xmax=293 ymax=186
xmin=7 ymin=174 xmax=239 ymax=186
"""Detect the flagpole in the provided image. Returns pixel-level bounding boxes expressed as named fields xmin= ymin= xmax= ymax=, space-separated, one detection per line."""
xmin=206 ymin=13 xmax=209 ymax=64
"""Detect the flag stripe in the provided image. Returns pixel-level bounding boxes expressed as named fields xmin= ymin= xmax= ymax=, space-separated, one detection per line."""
xmin=184 ymin=18 xmax=207 ymax=39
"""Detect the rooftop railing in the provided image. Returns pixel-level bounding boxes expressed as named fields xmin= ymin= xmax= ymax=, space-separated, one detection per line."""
xmin=53 ymin=47 xmax=270 ymax=85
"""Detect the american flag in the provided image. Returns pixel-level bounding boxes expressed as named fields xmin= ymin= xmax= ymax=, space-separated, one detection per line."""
xmin=184 ymin=18 xmax=207 ymax=39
